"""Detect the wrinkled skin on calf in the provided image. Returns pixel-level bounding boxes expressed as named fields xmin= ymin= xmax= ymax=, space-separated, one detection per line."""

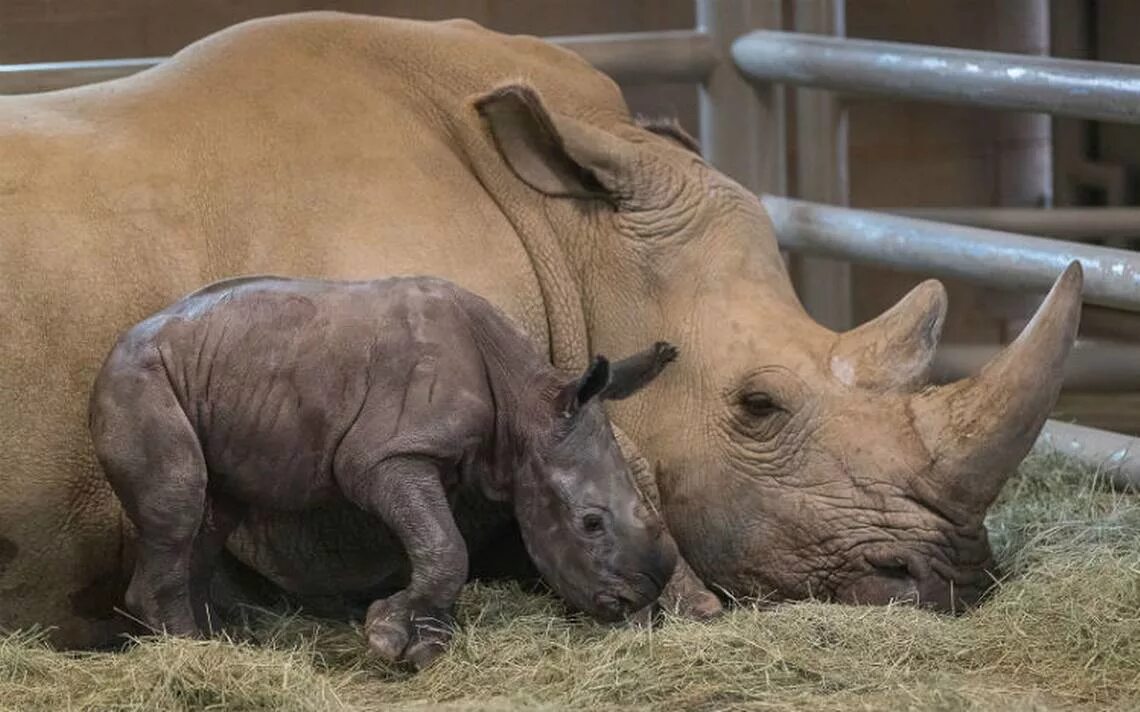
xmin=88 ymin=276 xmax=677 ymax=668
xmin=1 ymin=13 xmax=1081 ymax=645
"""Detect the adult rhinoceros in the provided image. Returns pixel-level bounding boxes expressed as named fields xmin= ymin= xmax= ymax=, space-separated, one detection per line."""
xmin=0 ymin=12 xmax=1080 ymax=648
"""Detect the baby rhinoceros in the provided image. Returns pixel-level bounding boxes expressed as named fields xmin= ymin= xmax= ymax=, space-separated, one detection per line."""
xmin=89 ymin=275 xmax=678 ymax=669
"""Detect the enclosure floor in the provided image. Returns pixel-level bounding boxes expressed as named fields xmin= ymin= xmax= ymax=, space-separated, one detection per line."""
xmin=2 ymin=454 xmax=1138 ymax=711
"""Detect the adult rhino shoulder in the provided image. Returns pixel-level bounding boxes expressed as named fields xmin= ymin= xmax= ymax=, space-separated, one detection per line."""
xmin=0 ymin=11 xmax=1081 ymax=647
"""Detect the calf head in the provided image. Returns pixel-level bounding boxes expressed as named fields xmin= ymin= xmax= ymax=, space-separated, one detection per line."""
xmin=510 ymin=342 xmax=679 ymax=621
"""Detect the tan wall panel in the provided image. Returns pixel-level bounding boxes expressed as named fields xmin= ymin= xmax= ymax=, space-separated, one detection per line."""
xmin=1093 ymin=0 xmax=1140 ymax=177
xmin=845 ymin=0 xmax=1051 ymax=343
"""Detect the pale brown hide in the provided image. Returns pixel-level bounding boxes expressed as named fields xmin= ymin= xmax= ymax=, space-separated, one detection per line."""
xmin=0 ymin=12 xmax=1080 ymax=646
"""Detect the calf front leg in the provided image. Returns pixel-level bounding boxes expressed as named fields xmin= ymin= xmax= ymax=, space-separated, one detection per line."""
xmin=337 ymin=456 xmax=467 ymax=670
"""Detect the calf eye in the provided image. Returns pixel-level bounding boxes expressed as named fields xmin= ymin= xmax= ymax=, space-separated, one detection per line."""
xmin=582 ymin=513 xmax=606 ymax=535
xmin=739 ymin=392 xmax=783 ymax=418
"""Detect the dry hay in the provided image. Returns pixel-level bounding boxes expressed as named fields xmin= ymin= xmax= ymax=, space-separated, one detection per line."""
xmin=2 ymin=453 xmax=1139 ymax=711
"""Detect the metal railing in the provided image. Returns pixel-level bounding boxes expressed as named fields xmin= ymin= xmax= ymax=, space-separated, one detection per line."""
xmin=933 ymin=341 xmax=1140 ymax=393
xmin=3 ymin=0 xmax=1140 ymax=484
xmin=762 ymin=197 xmax=1140 ymax=311
xmin=886 ymin=207 xmax=1140 ymax=241
xmin=0 ymin=32 xmax=717 ymax=95
xmin=731 ymin=30 xmax=1140 ymax=124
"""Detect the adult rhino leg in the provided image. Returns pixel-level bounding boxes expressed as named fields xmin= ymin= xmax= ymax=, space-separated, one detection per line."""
xmin=89 ymin=367 xmax=206 ymax=637
xmin=612 ymin=427 xmax=722 ymax=620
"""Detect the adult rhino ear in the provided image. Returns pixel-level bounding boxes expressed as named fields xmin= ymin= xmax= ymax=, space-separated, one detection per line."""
xmin=474 ymin=83 xmax=628 ymax=202
xmin=602 ymin=341 xmax=678 ymax=400
xmin=555 ymin=356 xmax=611 ymax=417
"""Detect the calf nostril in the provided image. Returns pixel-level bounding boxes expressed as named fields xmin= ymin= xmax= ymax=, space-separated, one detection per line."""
xmin=593 ymin=592 xmax=630 ymax=619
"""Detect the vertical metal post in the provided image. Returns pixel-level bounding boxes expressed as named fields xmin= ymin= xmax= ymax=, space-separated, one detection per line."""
xmin=789 ymin=0 xmax=852 ymax=330
xmin=697 ymin=0 xmax=786 ymax=196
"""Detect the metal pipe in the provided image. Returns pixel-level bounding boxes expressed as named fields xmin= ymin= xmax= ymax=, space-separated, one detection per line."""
xmin=0 ymin=58 xmax=163 ymax=94
xmin=933 ymin=341 xmax=1140 ymax=392
xmin=732 ymin=30 xmax=1140 ymax=124
xmin=762 ymin=195 xmax=1140 ymax=312
xmin=550 ymin=30 xmax=719 ymax=85
xmin=0 ymin=31 xmax=718 ymax=95
xmin=885 ymin=207 xmax=1140 ymax=241
xmin=1034 ymin=420 xmax=1140 ymax=490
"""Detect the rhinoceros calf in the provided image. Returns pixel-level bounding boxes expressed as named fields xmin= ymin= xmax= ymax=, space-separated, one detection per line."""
xmin=88 ymin=275 xmax=678 ymax=668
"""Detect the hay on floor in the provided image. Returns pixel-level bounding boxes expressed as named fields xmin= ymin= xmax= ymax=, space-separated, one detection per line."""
xmin=2 ymin=453 xmax=1139 ymax=711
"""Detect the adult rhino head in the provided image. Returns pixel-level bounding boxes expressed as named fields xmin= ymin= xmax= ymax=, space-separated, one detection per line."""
xmin=472 ymin=83 xmax=1082 ymax=611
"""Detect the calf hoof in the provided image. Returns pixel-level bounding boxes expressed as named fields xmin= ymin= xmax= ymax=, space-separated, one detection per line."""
xmin=365 ymin=593 xmax=456 ymax=670
xmin=627 ymin=604 xmax=656 ymax=628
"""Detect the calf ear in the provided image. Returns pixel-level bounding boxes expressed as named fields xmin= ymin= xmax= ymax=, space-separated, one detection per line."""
xmin=473 ymin=83 xmax=627 ymax=202
xmin=555 ymin=356 xmax=611 ymax=417
xmin=602 ymin=342 xmax=678 ymax=400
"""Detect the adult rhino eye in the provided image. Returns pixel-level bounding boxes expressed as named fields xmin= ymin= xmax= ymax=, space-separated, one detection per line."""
xmin=582 ymin=513 xmax=606 ymax=536
xmin=739 ymin=392 xmax=782 ymax=418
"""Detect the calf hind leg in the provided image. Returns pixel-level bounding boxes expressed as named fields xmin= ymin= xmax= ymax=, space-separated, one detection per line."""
xmin=190 ymin=494 xmax=247 ymax=634
xmin=89 ymin=366 xmax=207 ymax=637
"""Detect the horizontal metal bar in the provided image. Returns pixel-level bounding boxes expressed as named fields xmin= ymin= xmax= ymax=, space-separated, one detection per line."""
xmin=886 ymin=207 xmax=1140 ymax=241
xmin=550 ymin=30 xmax=719 ymax=85
xmin=762 ymin=196 xmax=1140 ymax=312
xmin=0 ymin=58 xmax=163 ymax=94
xmin=732 ymin=30 xmax=1140 ymax=124
xmin=0 ymin=30 xmax=718 ymax=95
xmin=1034 ymin=420 xmax=1140 ymax=490
xmin=933 ymin=341 xmax=1140 ymax=392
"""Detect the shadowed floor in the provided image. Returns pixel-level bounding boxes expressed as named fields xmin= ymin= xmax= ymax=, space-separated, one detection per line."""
xmin=2 ymin=453 xmax=1138 ymax=711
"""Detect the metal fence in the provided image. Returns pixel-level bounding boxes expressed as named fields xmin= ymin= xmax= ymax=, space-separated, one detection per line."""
xmin=2 ymin=0 xmax=1139 ymax=485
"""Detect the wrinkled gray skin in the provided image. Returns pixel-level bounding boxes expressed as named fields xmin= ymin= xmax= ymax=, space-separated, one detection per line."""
xmin=88 ymin=275 xmax=677 ymax=669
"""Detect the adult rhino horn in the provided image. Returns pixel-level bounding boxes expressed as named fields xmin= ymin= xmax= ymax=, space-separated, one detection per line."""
xmin=910 ymin=262 xmax=1083 ymax=517
xmin=830 ymin=279 xmax=948 ymax=391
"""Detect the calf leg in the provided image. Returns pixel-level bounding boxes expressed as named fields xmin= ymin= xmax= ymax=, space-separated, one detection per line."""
xmin=189 ymin=494 xmax=247 ymax=633
xmin=337 ymin=456 xmax=467 ymax=670
xmin=89 ymin=367 xmax=207 ymax=637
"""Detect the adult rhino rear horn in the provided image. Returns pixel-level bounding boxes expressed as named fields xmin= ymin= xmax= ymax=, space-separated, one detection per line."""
xmin=830 ymin=278 xmax=949 ymax=391
xmin=911 ymin=261 xmax=1084 ymax=517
